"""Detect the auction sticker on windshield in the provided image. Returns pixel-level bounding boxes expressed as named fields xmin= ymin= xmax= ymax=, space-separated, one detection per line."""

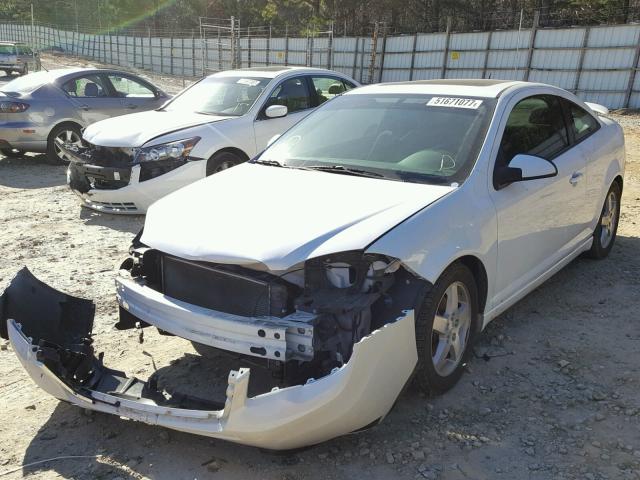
xmin=427 ymin=97 xmax=483 ymax=109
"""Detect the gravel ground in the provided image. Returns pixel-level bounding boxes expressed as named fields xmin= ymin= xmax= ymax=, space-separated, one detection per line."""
xmin=0 ymin=57 xmax=639 ymax=480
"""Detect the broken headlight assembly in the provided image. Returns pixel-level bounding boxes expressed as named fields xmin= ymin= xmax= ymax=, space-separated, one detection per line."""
xmin=133 ymin=136 xmax=201 ymax=182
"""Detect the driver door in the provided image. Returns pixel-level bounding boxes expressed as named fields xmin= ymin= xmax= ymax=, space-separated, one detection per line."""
xmin=489 ymin=94 xmax=588 ymax=306
xmin=253 ymin=76 xmax=314 ymax=150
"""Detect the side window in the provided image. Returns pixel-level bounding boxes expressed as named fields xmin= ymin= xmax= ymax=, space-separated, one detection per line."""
xmin=267 ymin=77 xmax=311 ymax=113
xmin=62 ymin=75 xmax=109 ymax=98
xmin=107 ymin=74 xmax=155 ymax=98
xmin=499 ymin=95 xmax=568 ymax=165
xmin=568 ymin=102 xmax=599 ymax=141
xmin=311 ymin=77 xmax=348 ymax=105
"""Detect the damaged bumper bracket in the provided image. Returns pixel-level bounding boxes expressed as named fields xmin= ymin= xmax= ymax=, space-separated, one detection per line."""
xmin=2 ymin=268 xmax=418 ymax=450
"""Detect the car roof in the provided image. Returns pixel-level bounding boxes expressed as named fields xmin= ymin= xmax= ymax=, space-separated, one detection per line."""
xmin=211 ymin=66 xmax=349 ymax=79
xmin=350 ymin=79 xmax=530 ymax=98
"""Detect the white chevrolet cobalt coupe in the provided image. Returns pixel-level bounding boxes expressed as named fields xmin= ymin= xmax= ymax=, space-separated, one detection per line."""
xmin=2 ymin=80 xmax=624 ymax=450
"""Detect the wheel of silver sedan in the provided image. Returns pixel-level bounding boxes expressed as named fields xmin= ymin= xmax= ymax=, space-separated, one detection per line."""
xmin=53 ymin=129 xmax=82 ymax=162
xmin=431 ymin=281 xmax=472 ymax=377
xmin=599 ymin=190 xmax=618 ymax=249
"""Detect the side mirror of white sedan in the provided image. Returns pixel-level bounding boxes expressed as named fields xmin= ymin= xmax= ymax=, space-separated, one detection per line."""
xmin=265 ymin=104 xmax=288 ymax=119
xmin=495 ymin=154 xmax=558 ymax=190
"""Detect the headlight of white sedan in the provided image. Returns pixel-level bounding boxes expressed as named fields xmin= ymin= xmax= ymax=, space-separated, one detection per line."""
xmin=133 ymin=137 xmax=201 ymax=182
xmin=134 ymin=137 xmax=200 ymax=164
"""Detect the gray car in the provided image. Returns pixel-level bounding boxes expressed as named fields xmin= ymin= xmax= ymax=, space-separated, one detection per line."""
xmin=0 ymin=41 xmax=40 ymax=76
xmin=0 ymin=68 xmax=168 ymax=162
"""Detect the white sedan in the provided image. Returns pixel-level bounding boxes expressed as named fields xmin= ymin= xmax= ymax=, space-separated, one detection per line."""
xmin=65 ymin=66 xmax=359 ymax=214
xmin=2 ymin=79 xmax=624 ymax=449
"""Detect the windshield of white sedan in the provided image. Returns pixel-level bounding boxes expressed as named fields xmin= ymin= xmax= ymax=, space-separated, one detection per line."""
xmin=258 ymin=94 xmax=496 ymax=184
xmin=163 ymin=76 xmax=270 ymax=116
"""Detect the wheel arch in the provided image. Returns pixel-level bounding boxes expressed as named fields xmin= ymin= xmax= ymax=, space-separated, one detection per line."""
xmin=613 ymin=174 xmax=623 ymax=192
xmin=47 ymin=120 xmax=83 ymax=142
xmin=453 ymin=255 xmax=488 ymax=315
xmin=206 ymin=147 xmax=250 ymax=176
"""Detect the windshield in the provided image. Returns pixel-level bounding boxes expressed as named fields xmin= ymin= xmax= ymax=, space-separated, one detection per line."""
xmin=163 ymin=76 xmax=270 ymax=116
xmin=257 ymin=93 xmax=497 ymax=185
xmin=0 ymin=44 xmax=15 ymax=55
xmin=0 ymin=71 xmax=53 ymax=93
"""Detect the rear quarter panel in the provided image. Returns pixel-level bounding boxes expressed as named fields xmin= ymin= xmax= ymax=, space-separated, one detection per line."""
xmin=581 ymin=118 xmax=625 ymax=228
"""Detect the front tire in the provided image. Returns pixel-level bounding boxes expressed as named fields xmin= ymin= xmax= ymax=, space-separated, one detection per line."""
xmin=414 ymin=263 xmax=479 ymax=395
xmin=206 ymin=151 xmax=243 ymax=177
xmin=586 ymin=181 xmax=621 ymax=259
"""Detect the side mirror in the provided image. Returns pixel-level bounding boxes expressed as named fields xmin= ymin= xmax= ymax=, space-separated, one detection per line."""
xmin=265 ymin=104 xmax=288 ymax=119
xmin=267 ymin=134 xmax=281 ymax=147
xmin=494 ymin=154 xmax=558 ymax=190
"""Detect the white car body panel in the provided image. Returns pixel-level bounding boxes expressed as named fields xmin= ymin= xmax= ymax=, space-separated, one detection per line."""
xmin=82 ymin=110 xmax=231 ymax=147
xmin=142 ymin=163 xmax=454 ymax=271
xmin=7 ymin=308 xmax=417 ymax=450
xmin=72 ymin=67 xmax=360 ymax=214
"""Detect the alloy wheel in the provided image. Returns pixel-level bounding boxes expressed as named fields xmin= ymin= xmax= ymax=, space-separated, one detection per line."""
xmin=600 ymin=190 xmax=618 ymax=249
xmin=53 ymin=130 xmax=82 ymax=162
xmin=431 ymin=281 xmax=472 ymax=377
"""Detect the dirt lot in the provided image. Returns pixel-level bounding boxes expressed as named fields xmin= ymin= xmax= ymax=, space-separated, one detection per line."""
xmin=0 ymin=57 xmax=639 ymax=480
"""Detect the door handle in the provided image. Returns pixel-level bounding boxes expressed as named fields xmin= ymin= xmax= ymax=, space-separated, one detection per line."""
xmin=125 ymin=104 xmax=138 ymax=109
xmin=79 ymin=104 xmax=90 ymax=111
xmin=569 ymin=171 xmax=583 ymax=186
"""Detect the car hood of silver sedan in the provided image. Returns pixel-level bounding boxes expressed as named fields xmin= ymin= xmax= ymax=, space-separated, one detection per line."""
xmin=141 ymin=163 xmax=455 ymax=271
xmin=82 ymin=109 xmax=233 ymax=148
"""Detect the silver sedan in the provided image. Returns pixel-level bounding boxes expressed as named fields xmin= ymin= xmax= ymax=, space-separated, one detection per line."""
xmin=0 ymin=68 xmax=168 ymax=163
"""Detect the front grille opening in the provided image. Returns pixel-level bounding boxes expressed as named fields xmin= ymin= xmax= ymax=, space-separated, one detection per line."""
xmin=160 ymin=254 xmax=297 ymax=318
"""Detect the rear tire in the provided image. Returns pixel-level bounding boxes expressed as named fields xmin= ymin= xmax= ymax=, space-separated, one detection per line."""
xmin=47 ymin=123 xmax=82 ymax=164
xmin=414 ymin=263 xmax=479 ymax=395
xmin=0 ymin=148 xmax=26 ymax=158
xmin=20 ymin=64 xmax=28 ymax=76
xmin=586 ymin=181 xmax=621 ymax=259
xmin=206 ymin=151 xmax=243 ymax=177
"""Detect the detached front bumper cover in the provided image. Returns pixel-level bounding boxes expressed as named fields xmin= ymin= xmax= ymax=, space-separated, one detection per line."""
xmin=1 ymin=268 xmax=418 ymax=450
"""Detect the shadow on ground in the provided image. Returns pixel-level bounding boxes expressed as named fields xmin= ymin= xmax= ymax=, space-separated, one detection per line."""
xmin=79 ymin=206 xmax=145 ymax=234
xmin=0 ymin=155 xmax=66 ymax=189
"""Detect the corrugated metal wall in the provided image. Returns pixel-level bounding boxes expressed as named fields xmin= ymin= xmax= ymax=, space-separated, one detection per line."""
xmin=2 ymin=22 xmax=640 ymax=108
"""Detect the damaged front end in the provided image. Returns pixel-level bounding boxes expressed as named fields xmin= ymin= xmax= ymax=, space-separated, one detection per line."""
xmin=1 ymin=259 xmax=422 ymax=449
xmin=63 ymin=139 xmax=200 ymax=214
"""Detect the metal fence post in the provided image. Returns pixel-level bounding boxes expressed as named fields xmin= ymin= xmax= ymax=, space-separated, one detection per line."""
xmin=109 ymin=31 xmax=114 ymax=64
xmin=378 ymin=22 xmax=387 ymax=83
xmin=482 ymin=30 xmax=493 ymax=79
xmin=327 ymin=23 xmax=334 ymax=69
xmin=441 ymin=17 xmax=452 ymax=79
xmin=248 ymin=28 xmax=252 ymax=67
xmin=625 ymin=31 xmax=640 ymax=107
xmin=573 ymin=26 xmax=590 ymax=93
xmin=352 ymin=37 xmax=360 ymax=79
xmin=409 ymin=31 xmax=418 ymax=80
xmin=284 ymin=25 xmax=289 ymax=66
xmin=524 ymin=10 xmax=539 ymax=81
xmin=230 ymin=16 xmax=236 ymax=69
xmin=170 ymin=36 xmax=174 ymax=75
xmin=266 ymin=25 xmax=271 ymax=66
xmin=148 ymin=29 xmax=152 ymax=72
xmin=191 ymin=31 xmax=196 ymax=76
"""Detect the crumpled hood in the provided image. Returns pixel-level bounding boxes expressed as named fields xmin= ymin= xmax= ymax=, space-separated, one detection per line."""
xmin=142 ymin=163 xmax=454 ymax=271
xmin=82 ymin=110 xmax=232 ymax=147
